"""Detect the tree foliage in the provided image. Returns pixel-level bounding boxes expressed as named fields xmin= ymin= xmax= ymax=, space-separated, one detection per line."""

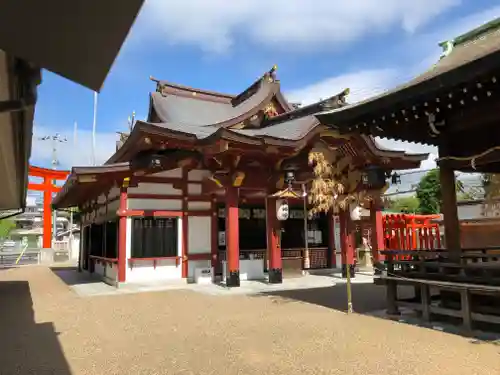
xmin=0 ymin=219 xmax=15 ymax=239
xmin=415 ymin=169 xmax=464 ymax=214
xmin=387 ymin=196 xmax=420 ymax=213
xmin=482 ymin=173 xmax=500 ymax=215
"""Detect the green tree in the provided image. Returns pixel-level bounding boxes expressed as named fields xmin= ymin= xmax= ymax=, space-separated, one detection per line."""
xmin=388 ymin=196 xmax=420 ymax=213
xmin=416 ymin=169 xmax=464 ymax=214
xmin=0 ymin=219 xmax=15 ymax=239
xmin=482 ymin=173 xmax=500 ymax=215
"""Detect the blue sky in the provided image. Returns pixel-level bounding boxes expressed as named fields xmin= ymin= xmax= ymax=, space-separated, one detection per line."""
xmin=32 ymin=0 xmax=500 ymax=175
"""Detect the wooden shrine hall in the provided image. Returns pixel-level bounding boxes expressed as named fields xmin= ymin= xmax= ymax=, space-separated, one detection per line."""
xmin=52 ymin=67 xmax=426 ymax=287
xmin=316 ymin=18 xmax=500 ymax=328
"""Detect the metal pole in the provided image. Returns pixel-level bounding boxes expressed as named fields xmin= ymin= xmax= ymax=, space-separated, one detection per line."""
xmin=92 ymin=92 xmax=98 ymax=166
xmin=346 ymin=210 xmax=353 ymax=314
xmin=302 ymin=184 xmax=310 ymax=269
xmin=346 ymin=258 xmax=353 ymax=313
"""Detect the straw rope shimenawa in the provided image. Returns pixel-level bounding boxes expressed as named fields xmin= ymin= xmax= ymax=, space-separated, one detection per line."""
xmin=307 ymin=151 xmax=372 ymax=217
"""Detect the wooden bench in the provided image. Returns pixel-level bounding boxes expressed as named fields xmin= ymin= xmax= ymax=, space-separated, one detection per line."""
xmin=380 ymin=275 xmax=500 ymax=330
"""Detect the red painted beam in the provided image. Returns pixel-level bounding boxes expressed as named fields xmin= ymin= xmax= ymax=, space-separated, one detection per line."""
xmin=29 ymin=165 xmax=70 ymax=180
xmin=28 ymin=183 xmax=61 ymax=193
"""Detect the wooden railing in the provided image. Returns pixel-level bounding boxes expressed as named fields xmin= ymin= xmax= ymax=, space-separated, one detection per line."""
xmin=128 ymin=256 xmax=180 ymax=269
xmin=381 ymin=247 xmax=500 ymax=286
xmin=216 ymin=247 xmax=329 ymax=270
xmin=378 ymin=247 xmax=500 ymax=330
xmin=89 ymin=255 xmax=118 ymax=267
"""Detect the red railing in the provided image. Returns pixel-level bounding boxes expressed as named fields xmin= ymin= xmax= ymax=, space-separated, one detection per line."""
xmin=383 ymin=214 xmax=441 ymax=260
xmin=128 ymin=256 xmax=180 ymax=269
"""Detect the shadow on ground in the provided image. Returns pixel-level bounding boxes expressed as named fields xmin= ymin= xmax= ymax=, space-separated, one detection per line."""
xmin=0 ymin=281 xmax=72 ymax=374
xmin=261 ymin=282 xmax=414 ymax=314
xmin=51 ymin=266 xmax=101 ymax=286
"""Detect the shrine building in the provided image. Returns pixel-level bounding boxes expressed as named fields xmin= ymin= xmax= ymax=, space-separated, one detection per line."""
xmin=52 ymin=67 xmax=427 ymax=287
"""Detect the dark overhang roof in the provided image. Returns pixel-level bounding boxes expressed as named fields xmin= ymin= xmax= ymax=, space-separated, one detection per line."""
xmin=0 ymin=54 xmax=41 ymax=210
xmin=315 ymin=19 xmax=500 ymax=144
xmin=0 ymin=0 xmax=144 ymax=91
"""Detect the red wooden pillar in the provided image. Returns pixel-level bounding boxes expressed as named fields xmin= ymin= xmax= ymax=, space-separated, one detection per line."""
xmin=117 ymin=186 xmax=128 ymax=283
xmin=327 ymin=210 xmax=336 ymax=268
xmin=266 ymin=197 xmax=283 ymax=284
xmin=210 ymin=197 xmax=218 ymax=270
xmin=370 ymin=201 xmax=385 ymax=263
xmin=42 ymin=176 xmax=52 ymax=248
xmin=340 ymin=210 xmax=356 ymax=278
xmin=225 ymin=186 xmax=240 ymax=287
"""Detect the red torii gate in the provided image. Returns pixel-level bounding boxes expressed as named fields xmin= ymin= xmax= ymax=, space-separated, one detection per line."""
xmin=28 ymin=166 xmax=70 ymax=248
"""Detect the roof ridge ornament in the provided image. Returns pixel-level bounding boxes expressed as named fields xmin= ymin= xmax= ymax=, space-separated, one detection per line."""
xmin=439 ymin=40 xmax=454 ymax=60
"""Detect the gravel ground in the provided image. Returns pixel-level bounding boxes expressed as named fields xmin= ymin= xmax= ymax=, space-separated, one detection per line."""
xmin=0 ymin=266 xmax=499 ymax=375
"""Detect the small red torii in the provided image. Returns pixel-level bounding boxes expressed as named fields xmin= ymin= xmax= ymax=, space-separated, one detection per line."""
xmin=28 ymin=165 xmax=70 ymax=248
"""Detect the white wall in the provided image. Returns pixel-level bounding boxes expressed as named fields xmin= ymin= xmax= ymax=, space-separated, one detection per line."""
xmin=128 ymin=183 xmax=182 ymax=196
xmin=188 ymin=216 xmax=211 ymax=254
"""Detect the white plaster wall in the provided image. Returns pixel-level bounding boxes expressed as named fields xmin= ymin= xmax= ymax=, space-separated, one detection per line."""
xmin=188 ymin=169 xmax=211 ymax=181
xmin=128 ymin=183 xmax=182 ymax=196
xmin=188 ymin=216 xmax=211 ymax=254
xmin=188 ymin=260 xmax=211 ymax=279
xmin=187 ymin=183 xmax=202 ymax=195
xmin=127 ymin=198 xmax=182 ymax=211
xmin=151 ymin=168 xmax=183 ymax=178
xmin=187 ymin=201 xmax=211 ymax=210
xmin=126 ymin=259 xmax=181 ymax=283
xmin=124 ymin=217 xmax=184 ymax=283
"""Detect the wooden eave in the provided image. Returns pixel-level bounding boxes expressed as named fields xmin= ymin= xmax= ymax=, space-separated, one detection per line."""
xmin=52 ymin=163 xmax=133 ymax=209
xmin=315 ymin=29 xmax=500 ymax=145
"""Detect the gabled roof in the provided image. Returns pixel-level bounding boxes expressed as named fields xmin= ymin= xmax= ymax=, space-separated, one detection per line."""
xmin=108 ymin=67 xmax=430 ymax=166
xmin=316 ymin=17 xmax=500 ymax=145
xmin=149 ymin=78 xmax=278 ymax=127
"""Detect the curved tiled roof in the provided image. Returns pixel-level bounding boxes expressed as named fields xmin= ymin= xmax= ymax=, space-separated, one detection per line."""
xmin=150 ymin=78 xmax=279 ymax=127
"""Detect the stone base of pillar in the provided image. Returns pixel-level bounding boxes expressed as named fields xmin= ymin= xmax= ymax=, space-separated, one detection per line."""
xmin=341 ymin=264 xmax=356 ymax=278
xmin=268 ymin=268 xmax=283 ymax=284
xmin=226 ymin=270 xmax=240 ymax=287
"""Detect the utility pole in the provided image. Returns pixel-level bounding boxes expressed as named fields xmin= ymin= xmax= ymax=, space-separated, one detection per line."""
xmin=37 ymin=133 xmax=67 ymax=241
xmin=92 ymin=91 xmax=98 ymax=166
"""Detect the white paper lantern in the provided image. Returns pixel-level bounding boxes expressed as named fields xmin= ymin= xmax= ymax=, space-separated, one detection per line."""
xmin=350 ymin=204 xmax=362 ymax=221
xmin=276 ymin=199 xmax=289 ymax=221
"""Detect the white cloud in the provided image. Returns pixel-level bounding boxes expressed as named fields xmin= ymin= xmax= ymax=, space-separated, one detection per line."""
xmin=284 ymin=6 xmax=500 ymax=173
xmin=31 ymin=124 xmax=118 ymax=170
xmin=286 ymin=69 xmax=401 ymax=105
xmin=134 ymin=0 xmax=460 ymax=53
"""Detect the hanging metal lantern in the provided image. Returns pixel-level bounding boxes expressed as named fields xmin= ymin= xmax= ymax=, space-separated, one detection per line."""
xmin=391 ymin=172 xmax=401 ymax=185
xmin=361 ymin=166 xmax=386 ymax=188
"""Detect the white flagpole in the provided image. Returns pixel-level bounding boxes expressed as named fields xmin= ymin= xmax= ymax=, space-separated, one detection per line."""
xmin=91 ymin=92 xmax=98 ymax=166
